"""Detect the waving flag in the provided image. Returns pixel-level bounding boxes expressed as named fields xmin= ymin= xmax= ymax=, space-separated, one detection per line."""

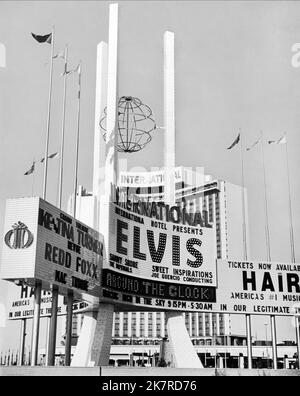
xmin=31 ymin=32 xmax=52 ymax=44
xmin=227 ymin=133 xmax=240 ymax=150
xmin=246 ymin=134 xmax=262 ymax=151
xmin=268 ymin=135 xmax=287 ymax=145
xmin=52 ymin=50 xmax=65 ymax=60
xmin=24 ymin=162 xmax=35 ymax=176
xmin=40 ymin=152 xmax=59 ymax=163
xmin=62 ymin=63 xmax=80 ymax=76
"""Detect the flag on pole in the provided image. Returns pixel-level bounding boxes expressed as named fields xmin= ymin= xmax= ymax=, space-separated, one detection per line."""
xmin=31 ymin=32 xmax=52 ymax=44
xmin=227 ymin=133 xmax=241 ymax=150
xmin=40 ymin=152 xmax=59 ymax=163
xmin=52 ymin=50 xmax=65 ymax=60
xmin=246 ymin=134 xmax=262 ymax=151
xmin=24 ymin=162 xmax=35 ymax=176
xmin=268 ymin=135 xmax=287 ymax=145
xmin=62 ymin=63 xmax=80 ymax=76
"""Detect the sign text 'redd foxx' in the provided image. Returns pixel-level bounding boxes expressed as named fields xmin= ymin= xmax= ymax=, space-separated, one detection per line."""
xmin=0 ymin=197 xmax=103 ymax=299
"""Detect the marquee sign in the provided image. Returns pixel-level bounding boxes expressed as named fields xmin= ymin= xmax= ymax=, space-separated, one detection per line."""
xmin=101 ymin=202 xmax=217 ymax=310
xmin=215 ymin=259 xmax=300 ymax=317
xmin=102 ymin=252 xmax=300 ymax=315
xmin=0 ymin=197 xmax=103 ymax=300
xmin=118 ymin=167 xmax=205 ymax=188
xmin=7 ymin=284 xmax=91 ymax=320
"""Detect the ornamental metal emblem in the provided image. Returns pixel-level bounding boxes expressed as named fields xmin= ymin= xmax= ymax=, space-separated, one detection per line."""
xmin=4 ymin=221 xmax=34 ymax=249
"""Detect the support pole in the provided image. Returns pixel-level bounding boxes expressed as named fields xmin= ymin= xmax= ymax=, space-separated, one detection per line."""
xmin=240 ymin=132 xmax=253 ymax=370
xmin=65 ymin=291 xmax=74 ymax=366
xmin=42 ymin=26 xmax=55 ymax=200
xmin=285 ymin=137 xmax=296 ymax=264
xmin=18 ymin=319 xmax=26 ymax=366
xmin=47 ymin=285 xmax=59 ymax=366
xmin=71 ymin=42 xmax=108 ymax=367
xmin=245 ymin=314 xmax=253 ymax=369
xmin=270 ymin=315 xmax=278 ymax=369
xmin=295 ymin=316 xmax=300 ymax=369
xmin=45 ymin=316 xmax=50 ymax=364
xmin=163 ymin=30 xmax=175 ymax=204
xmin=163 ymin=30 xmax=202 ymax=368
xmin=58 ymin=45 xmax=68 ymax=209
xmin=31 ymin=282 xmax=42 ymax=366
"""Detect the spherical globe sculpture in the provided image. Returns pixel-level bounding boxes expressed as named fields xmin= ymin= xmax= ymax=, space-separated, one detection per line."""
xmin=100 ymin=96 xmax=157 ymax=153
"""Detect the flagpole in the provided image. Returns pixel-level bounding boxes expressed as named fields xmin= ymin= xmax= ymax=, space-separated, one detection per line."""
xmin=73 ymin=61 xmax=81 ymax=219
xmin=239 ymin=129 xmax=248 ymax=261
xmin=260 ymin=132 xmax=271 ymax=262
xmin=65 ymin=61 xmax=81 ymax=366
xmin=239 ymin=129 xmax=253 ymax=369
xmin=284 ymin=134 xmax=296 ymax=264
xmin=42 ymin=25 xmax=55 ymax=200
xmin=32 ymin=26 xmax=54 ymax=368
xmin=31 ymin=158 xmax=35 ymax=197
xmin=58 ymin=45 xmax=68 ymax=209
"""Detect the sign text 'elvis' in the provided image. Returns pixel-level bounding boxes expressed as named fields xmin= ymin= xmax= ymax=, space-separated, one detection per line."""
xmin=101 ymin=202 xmax=217 ymax=308
xmin=0 ymin=197 xmax=103 ymax=299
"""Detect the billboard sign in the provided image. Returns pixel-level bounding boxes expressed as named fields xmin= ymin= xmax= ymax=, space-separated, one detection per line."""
xmin=118 ymin=167 xmax=205 ymax=188
xmin=216 ymin=259 xmax=300 ymax=317
xmin=101 ymin=202 xmax=217 ymax=310
xmin=102 ymin=251 xmax=300 ymax=316
xmin=0 ymin=197 xmax=103 ymax=299
xmin=7 ymin=284 xmax=91 ymax=320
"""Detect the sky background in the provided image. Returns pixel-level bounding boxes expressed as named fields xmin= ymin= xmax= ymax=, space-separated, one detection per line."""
xmin=1 ymin=0 xmax=300 ymax=353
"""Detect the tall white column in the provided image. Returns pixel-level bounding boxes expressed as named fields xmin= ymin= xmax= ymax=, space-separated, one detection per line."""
xmin=164 ymin=31 xmax=176 ymax=205
xmin=71 ymin=3 xmax=118 ymax=367
xmin=153 ymin=313 xmax=157 ymax=338
xmin=163 ymin=30 xmax=202 ymax=368
xmin=127 ymin=313 xmax=132 ymax=338
xmin=136 ymin=313 xmax=141 ymax=338
xmin=120 ymin=313 xmax=124 ymax=338
xmin=93 ymin=41 xmax=108 ymax=229
xmin=195 ymin=313 xmax=199 ymax=337
xmin=144 ymin=313 xmax=149 ymax=338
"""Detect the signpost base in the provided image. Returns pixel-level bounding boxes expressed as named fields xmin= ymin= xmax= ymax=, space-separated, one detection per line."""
xmin=18 ymin=318 xmax=26 ymax=366
xmin=71 ymin=303 xmax=114 ymax=367
xmin=164 ymin=312 xmax=203 ymax=368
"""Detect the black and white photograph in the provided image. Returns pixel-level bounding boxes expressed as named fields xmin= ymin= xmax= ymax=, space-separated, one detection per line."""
xmin=0 ymin=0 xmax=300 ymax=381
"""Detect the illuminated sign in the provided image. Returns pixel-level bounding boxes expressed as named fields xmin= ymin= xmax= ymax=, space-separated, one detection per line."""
xmin=101 ymin=202 xmax=217 ymax=309
xmin=0 ymin=197 xmax=103 ymax=299
xmin=118 ymin=167 xmax=205 ymax=188
xmin=102 ymin=257 xmax=300 ymax=316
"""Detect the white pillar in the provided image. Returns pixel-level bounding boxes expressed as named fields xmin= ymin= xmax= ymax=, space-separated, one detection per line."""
xmin=153 ymin=313 xmax=157 ymax=338
xmin=93 ymin=41 xmax=108 ymax=229
xmin=120 ymin=312 xmax=124 ymax=338
xmin=189 ymin=313 xmax=193 ymax=337
xmin=195 ymin=313 xmax=199 ymax=337
xmin=71 ymin=3 xmax=118 ymax=367
xmin=144 ymin=313 xmax=149 ymax=338
xmin=161 ymin=312 xmax=165 ymax=338
xmin=136 ymin=313 xmax=141 ymax=338
xmin=163 ymin=30 xmax=202 ymax=368
xmin=164 ymin=31 xmax=176 ymax=205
